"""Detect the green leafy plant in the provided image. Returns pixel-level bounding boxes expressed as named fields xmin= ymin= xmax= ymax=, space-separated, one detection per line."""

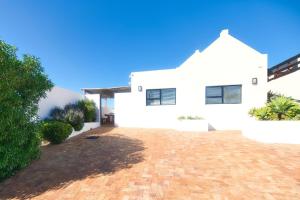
xmin=285 ymin=105 xmax=300 ymax=120
xmin=0 ymin=40 xmax=53 ymax=180
xmin=177 ymin=116 xmax=186 ymax=120
xmin=64 ymin=104 xmax=84 ymax=131
xmin=267 ymin=96 xmax=298 ymax=120
xmin=77 ymin=99 xmax=97 ymax=122
xmin=293 ymin=114 xmax=300 ymax=120
xmin=41 ymin=121 xmax=72 ymax=144
xmin=249 ymin=107 xmax=273 ymax=120
xmin=249 ymin=95 xmax=300 ymax=120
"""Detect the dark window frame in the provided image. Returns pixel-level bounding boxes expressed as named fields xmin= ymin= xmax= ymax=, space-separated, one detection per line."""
xmin=205 ymin=85 xmax=242 ymax=104
xmin=146 ymin=88 xmax=176 ymax=106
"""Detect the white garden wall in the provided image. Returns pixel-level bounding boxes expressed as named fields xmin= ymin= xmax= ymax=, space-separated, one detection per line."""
xmin=68 ymin=122 xmax=100 ymax=138
xmin=38 ymin=86 xmax=83 ymax=119
xmin=176 ymin=120 xmax=208 ymax=132
xmin=242 ymin=120 xmax=300 ymax=144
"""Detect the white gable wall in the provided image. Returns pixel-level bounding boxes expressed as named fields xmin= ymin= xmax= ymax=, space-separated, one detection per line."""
xmin=115 ymin=30 xmax=268 ymax=130
xmin=177 ymin=30 xmax=267 ymax=129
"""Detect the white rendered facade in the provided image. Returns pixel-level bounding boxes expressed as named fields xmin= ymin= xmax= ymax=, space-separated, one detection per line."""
xmin=112 ymin=30 xmax=268 ymax=130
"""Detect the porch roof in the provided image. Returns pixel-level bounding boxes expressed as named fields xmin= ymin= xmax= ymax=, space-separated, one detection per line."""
xmin=82 ymin=86 xmax=131 ymax=97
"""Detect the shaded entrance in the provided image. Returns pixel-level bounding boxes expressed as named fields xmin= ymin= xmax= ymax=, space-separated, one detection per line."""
xmin=82 ymin=86 xmax=131 ymax=126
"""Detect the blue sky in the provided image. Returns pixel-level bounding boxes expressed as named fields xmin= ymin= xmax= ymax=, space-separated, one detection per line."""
xmin=0 ymin=0 xmax=299 ymax=92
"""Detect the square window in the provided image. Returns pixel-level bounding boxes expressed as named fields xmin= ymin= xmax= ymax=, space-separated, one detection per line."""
xmin=146 ymin=88 xmax=176 ymax=106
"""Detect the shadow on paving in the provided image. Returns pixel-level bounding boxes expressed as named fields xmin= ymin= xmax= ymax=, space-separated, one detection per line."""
xmin=0 ymin=127 xmax=145 ymax=199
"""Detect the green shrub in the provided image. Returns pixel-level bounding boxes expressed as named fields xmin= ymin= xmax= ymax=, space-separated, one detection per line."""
xmin=177 ymin=116 xmax=186 ymax=120
xmin=0 ymin=40 xmax=53 ymax=180
xmin=64 ymin=104 xmax=84 ymax=131
xmin=187 ymin=116 xmax=203 ymax=120
xmin=249 ymin=107 xmax=273 ymax=120
xmin=249 ymin=95 xmax=300 ymax=120
xmin=177 ymin=115 xmax=203 ymax=120
xmin=41 ymin=121 xmax=72 ymax=144
xmin=49 ymin=107 xmax=65 ymax=121
xmin=77 ymin=99 xmax=97 ymax=122
xmin=293 ymin=114 xmax=300 ymax=120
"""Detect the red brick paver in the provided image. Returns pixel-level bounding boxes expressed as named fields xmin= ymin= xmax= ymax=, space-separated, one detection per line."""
xmin=1 ymin=127 xmax=300 ymax=199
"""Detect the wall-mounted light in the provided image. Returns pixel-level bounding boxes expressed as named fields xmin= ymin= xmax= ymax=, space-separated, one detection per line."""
xmin=252 ymin=78 xmax=258 ymax=85
xmin=138 ymin=86 xmax=143 ymax=92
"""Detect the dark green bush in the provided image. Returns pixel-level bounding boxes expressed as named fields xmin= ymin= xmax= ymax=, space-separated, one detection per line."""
xmin=49 ymin=107 xmax=65 ymax=121
xmin=41 ymin=121 xmax=72 ymax=144
xmin=77 ymin=99 xmax=97 ymax=122
xmin=0 ymin=40 xmax=53 ymax=180
xmin=64 ymin=104 xmax=84 ymax=131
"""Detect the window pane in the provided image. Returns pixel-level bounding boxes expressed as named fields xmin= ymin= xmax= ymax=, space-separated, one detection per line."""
xmin=161 ymin=89 xmax=176 ymax=105
xmin=206 ymin=87 xmax=222 ymax=97
xmin=223 ymin=85 xmax=241 ymax=104
xmin=147 ymin=99 xmax=160 ymax=106
xmin=147 ymin=89 xmax=160 ymax=99
xmin=206 ymin=97 xmax=223 ymax=104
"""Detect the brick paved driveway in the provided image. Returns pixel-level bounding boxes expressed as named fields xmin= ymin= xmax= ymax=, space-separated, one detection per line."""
xmin=1 ymin=127 xmax=300 ymax=200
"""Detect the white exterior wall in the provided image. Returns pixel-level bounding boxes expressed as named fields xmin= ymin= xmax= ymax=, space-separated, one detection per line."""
xmin=267 ymin=69 xmax=300 ymax=101
xmin=115 ymin=30 xmax=268 ymax=130
xmin=38 ymin=86 xmax=83 ymax=119
xmin=243 ymin=120 xmax=300 ymax=144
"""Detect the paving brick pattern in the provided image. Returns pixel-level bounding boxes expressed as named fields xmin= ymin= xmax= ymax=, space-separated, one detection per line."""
xmin=1 ymin=127 xmax=300 ymax=200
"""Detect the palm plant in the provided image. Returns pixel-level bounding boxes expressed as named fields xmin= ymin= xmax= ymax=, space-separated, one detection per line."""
xmin=267 ymin=96 xmax=296 ymax=120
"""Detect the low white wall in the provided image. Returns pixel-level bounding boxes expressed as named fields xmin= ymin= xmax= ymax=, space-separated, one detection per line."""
xmin=242 ymin=120 xmax=300 ymax=144
xmin=176 ymin=120 xmax=208 ymax=132
xmin=68 ymin=122 xmax=100 ymax=138
xmin=38 ymin=86 xmax=83 ymax=119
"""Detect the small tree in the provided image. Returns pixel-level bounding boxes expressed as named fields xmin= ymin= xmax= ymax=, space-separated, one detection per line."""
xmin=0 ymin=40 xmax=53 ymax=180
xmin=77 ymin=99 xmax=97 ymax=122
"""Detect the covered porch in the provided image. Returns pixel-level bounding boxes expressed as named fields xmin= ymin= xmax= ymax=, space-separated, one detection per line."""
xmin=82 ymin=86 xmax=131 ymax=126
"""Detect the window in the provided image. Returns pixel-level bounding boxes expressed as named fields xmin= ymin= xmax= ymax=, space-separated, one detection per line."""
xmin=146 ymin=88 xmax=176 ymax=106
xmin=206 ymin=85 xmax=241 ymax=104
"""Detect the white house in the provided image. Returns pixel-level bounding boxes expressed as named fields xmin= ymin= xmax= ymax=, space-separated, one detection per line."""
xmin=83 ymin=29 xmax=268 ymax=130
